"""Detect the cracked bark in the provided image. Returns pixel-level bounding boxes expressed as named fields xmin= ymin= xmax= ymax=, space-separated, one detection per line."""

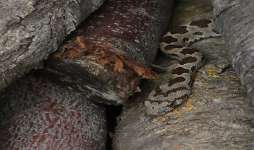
xmin=0 ymin=0 xmax=104 ymax=91
xmin=113 ymin=0 xmax=254 ymax=149
xmin=213 ymin=0 xmax=254 ymax=104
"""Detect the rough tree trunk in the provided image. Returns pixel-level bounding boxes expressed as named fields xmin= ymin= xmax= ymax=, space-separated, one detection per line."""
xmin=45 ymin=0 xmax=174 ymax=105
xmin=213 ymin=0 xmax=254 ymax=104
xmin=0 ymin=72 xmax=107 ymax=150
xmin=113 ymin=0 xmax=254 ymax=149
xmin=0 ymin=0 xmax=104 ymax=91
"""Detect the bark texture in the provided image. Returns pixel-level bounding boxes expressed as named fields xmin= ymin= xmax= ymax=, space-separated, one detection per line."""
xmin=46 ymin=0 xmax=174 ymax=105
xmin=0 ymin=72 xmax=107 ymax=150
xmin=113 ymin=0 xmax=254 ymax=149
xmin=0 ymin=0 xmax=104 ymax=91
xmin=213 ymin=0 xmax=254 ymax=104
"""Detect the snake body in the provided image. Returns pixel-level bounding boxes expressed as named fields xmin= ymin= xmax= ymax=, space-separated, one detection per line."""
xmin=145 ymin=18 xmax=220 ymax=116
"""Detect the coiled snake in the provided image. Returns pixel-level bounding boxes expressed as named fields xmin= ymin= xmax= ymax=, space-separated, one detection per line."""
xmin=145 ymin=18 xmax=220 ymax=116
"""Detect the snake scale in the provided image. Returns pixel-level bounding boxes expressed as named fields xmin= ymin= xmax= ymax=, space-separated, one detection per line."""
xmin=145 ymin=18 xmax=220 ymax=116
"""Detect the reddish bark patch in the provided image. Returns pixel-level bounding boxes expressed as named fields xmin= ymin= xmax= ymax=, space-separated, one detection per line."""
xmin=53 ymin=36 xmax=157 ymax=79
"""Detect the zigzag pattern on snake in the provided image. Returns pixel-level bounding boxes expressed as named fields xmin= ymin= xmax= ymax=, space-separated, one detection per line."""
xmin=145 ymin=18 xmax=221 ymax=116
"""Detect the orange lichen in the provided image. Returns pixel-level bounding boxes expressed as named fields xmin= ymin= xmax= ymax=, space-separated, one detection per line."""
xmin=126 ymin=60 xmax=157 ymax=79
xmin=75 ymin=36 xmax=86 ymax=49
xmin=56 ymin=35 xmax=157 ymax=79
xmin=113 ymin=56 xmax=124 ymax=73
xmin=63 ymin=47 xmax=81 ymax=59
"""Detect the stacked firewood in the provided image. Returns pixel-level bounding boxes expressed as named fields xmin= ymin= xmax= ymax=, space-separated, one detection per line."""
xmin=0 ymin=0 xmax=173 ymax=149
xmin=0 ymin=0 xmax=253 ymax=149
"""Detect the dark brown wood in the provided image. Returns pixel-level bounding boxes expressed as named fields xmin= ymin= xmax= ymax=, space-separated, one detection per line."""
xmin=0 ymin=73 xmax=107 ymax=149
xmin=47 ymin=0 xmax=174 ymax=105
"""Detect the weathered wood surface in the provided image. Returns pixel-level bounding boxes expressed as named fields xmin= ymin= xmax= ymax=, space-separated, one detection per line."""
xmin=113 ymin=0 xmax=254 ymax=149
xmin=0 ymin=0 xmax=104 ymax=91
xmin=46 ymin=0 xmax=174 ymax=105
xmin=0 ymin=72 xmax=107 ymax=150
xmin=213 ymin=0 xmax=254 ymax=104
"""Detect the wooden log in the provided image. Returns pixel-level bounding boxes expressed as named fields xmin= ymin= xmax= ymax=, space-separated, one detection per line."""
xmin=113 ymin=1 xmax=254 ymax=149
xmin=0 ymin=0 xmax=104 ymax=91
xmin=46 ymin=0 xmax=174 ymax=105
xmin=0 ymin=72 xmax=107 ymax=150
xmin=213 ymin=0 xmax=254 ymax=104
xmin=113 ymin=28 xmax=254 ymax=150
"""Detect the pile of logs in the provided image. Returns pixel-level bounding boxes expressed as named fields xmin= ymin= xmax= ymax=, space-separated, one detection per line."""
xmin=0 ymin=0 xmax=254 ymax=149
xmin=0 ymin=0 xmax=173 ymax=149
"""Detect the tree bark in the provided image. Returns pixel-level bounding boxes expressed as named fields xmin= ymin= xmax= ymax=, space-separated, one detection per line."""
xmin=213 ymin=0 xmax=254 ymax=104
xmin=113 ymin=36 xmax=254 ymax=150
xmin=0 ymin=72 xmax=107 ymax=150
xmin=0 ymin=0 xmax=104 ymax=91
xmin=46 ymin=0 xmax=174 ymax=105
xmin=113 ymin=0 xmax=254 ymax=149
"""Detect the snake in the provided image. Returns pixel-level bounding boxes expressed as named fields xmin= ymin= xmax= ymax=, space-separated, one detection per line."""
xmin=145 ymin=18 xmax=221 ymax=116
